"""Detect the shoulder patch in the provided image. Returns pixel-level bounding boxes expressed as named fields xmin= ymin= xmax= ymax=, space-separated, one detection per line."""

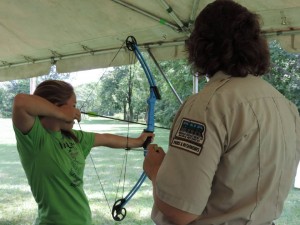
xmin=171 ymin=118 xmax=206 ymax=155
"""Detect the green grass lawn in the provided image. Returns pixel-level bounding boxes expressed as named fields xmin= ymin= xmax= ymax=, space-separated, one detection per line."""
xmin=0 ymin=118 xmax=299 ymax=225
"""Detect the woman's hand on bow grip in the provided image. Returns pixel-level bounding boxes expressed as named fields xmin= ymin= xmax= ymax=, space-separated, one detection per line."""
xmin=138 ymin=131 xmax=155 ymax=148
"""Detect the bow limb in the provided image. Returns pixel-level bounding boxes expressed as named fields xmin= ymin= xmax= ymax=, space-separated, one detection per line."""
xmin=111 ymin=36 xmax=161 ymax=221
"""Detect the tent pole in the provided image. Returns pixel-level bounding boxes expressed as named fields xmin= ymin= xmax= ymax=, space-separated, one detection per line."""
xmin=189 ymin=0 xmax=201 ymax=26
xmin=147 ymin=49 xmax=183 ymax=104
xmin=30 ymin=77 xmax=37 ymax=94
xmin=193 ymin=73 xmax=199 ymax=94
xmin=111 ymin=0 xmax=180 ymax=32
xmin=157 ymin=0 xmax=190 ymax=34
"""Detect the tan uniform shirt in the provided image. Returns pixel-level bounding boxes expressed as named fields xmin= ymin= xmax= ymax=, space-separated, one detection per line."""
xmin=152 ymin=71 xmax=300 ymax=225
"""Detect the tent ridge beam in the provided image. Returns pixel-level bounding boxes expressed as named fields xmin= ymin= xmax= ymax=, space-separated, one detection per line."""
xmin=262 ymin=27 xmax=300 ymax=37
xmin=0 ymin=40 xmax=185 ymax=70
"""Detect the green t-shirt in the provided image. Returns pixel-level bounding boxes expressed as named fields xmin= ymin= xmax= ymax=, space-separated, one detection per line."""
xmin=13 ymin=117 xmax=95 ymax=225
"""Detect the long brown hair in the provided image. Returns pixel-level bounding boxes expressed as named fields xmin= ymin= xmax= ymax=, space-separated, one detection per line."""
xmin=186 ymin=0 xmax=270 ymax=77
xmin=34 ymin=80 xmax=79 ymax=142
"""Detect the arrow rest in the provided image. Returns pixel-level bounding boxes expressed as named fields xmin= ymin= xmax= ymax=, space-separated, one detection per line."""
xmin=112 ymin=198 xmax=127 ymax=221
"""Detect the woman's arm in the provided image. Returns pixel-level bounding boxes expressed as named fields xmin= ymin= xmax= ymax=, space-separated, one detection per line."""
xmin=93 ymin=132 xmax=153 ymax=148
xmin=12 ymin=93 xmax=77 ymax=134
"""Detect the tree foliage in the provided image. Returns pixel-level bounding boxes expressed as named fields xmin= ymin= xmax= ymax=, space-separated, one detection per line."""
xmin=265 ymin=41 xmax=300 ymax=112
xmin=37 ymin=65 xmax=71 ymax=83
xmin=0 ymin=79 xmax=30 ymax=117
xmin=76 ymin=65 xmax=149 ymax=122
xmin=0 ymin=66 xmax=70 ymax=118
xmin=149 ymin=59 xmax=207 ymax=127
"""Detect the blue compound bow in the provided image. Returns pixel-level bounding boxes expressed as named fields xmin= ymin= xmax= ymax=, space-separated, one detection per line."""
xmin=111 ymin=36 xmax=161 ymax=221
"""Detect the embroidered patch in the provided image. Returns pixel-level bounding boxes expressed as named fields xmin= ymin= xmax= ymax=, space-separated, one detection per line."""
xmin=171 ymin=118 xmax=206 ymax=155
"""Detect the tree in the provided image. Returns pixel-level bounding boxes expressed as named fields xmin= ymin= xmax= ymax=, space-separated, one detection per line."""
xmin=149 ymin=59 xmax=206 ymax=127
xmin=37 ymin=65 xmax=71 ymax=83
xmin=0 ymin=65 xmax=71 ymax=118
xmin=93 ymin=66 xmax=144 ymax=121
xmin=0 ymin=79 xmax=30 ymax=117
xmin=75 ymin=81 xmax=102 ymax=115
xmin=265 ymin=41 xmax=300 ymax=111
xmin=0 ymin=86 xmax=10 ymax=117
xmin=78 ymin=63 xmax=157 ymax=124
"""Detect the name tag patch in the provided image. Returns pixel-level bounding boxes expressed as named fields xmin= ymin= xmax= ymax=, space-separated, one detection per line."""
xmin=171 ymin=118 xmax=206 ymax=155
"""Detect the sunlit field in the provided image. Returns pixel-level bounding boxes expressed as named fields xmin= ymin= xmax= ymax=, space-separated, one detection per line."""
xmin=0 ymin=118 xmax=299 ymax=225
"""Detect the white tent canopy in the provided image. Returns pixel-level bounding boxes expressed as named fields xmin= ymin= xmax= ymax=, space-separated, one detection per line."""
xmin=0 ymin=0 xmax=300 ymax=81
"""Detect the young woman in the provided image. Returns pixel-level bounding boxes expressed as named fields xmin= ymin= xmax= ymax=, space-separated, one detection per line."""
xmin=12 ymin=79 xmax=153 ymax=225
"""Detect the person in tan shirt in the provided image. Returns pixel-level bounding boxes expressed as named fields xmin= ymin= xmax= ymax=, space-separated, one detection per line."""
xmin=143 ymin=0 xmax=300 ymax=225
